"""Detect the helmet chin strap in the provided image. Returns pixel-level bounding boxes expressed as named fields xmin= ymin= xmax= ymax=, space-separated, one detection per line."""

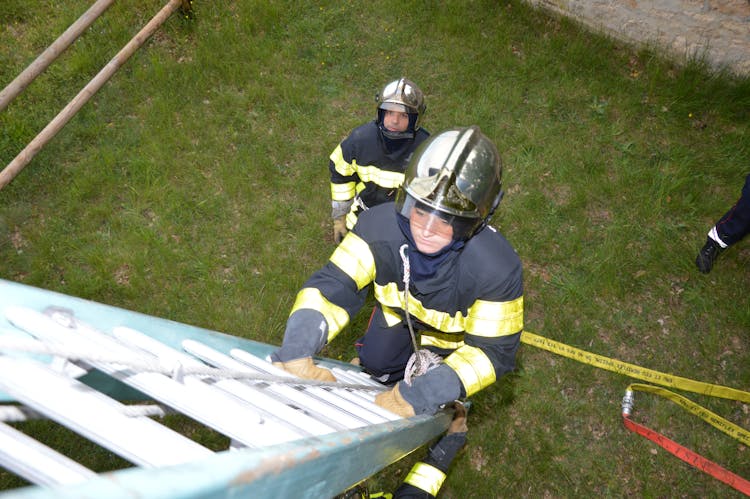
xmin=381 ymin=128 xmax=414 ymax=141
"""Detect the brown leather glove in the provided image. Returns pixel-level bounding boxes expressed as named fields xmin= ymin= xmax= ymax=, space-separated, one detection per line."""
xmin=374 ymin=383 xmax=415 ymax=418
xmin=273 ymin=357 xmax=336 ymax=382
xmin=448 ymin=401 xmax=468 ymax=434
xmin=333 ymin=216 xmax=348 ymax=244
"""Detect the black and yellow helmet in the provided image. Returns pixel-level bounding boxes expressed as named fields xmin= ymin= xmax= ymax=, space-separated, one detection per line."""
xmin=395 ymin=126 xmax=503 ymax=240
xmin=376 ymin=78 xmax=426 ymax=139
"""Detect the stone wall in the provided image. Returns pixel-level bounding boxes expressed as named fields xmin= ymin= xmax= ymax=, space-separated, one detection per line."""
xmin=523 ymin=0 xmax=750 ymax=75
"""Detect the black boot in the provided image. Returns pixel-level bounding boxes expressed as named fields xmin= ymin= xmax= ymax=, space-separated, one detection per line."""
xmin=695 ymin=237 xmax=723 ymax=274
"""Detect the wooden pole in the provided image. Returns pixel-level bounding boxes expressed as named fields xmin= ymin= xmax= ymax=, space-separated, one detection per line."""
xmin=0 ymin=0 xmax=183 ymax=191
xmin=0 ymin=0 xmax=116 ymax=113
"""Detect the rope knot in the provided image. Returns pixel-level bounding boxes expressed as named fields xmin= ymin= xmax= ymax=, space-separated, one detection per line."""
xmin=404 ymin=349 xmax=442 ymax=386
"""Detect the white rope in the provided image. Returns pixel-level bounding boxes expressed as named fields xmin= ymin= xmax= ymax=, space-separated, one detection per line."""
xmin=399 ymin=244 xmax=421 ymax=358
xmin=399 ymin=244 xmax=442 ymax=385
xmin=0 ymin=403 xmax=170 ymax=422
xmin=404 ymin=349 xmax=443 ymax=386
xmin=0 ymin=336 xmax=384 ymax=392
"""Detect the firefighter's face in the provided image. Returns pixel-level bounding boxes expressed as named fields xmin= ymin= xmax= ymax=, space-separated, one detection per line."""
xmin=409 ymin=207 xmax=453 ymax=254
xmin=383 ymin=110 xmax=409 ymax=132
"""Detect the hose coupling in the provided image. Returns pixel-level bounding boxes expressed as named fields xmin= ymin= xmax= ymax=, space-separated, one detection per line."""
xmin=621 ymin=389 xmax=634 ymax=416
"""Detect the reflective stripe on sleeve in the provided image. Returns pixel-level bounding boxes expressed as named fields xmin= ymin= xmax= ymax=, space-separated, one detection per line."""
xmin=329 ymin=233 xmax=376 ymax=290
xmin=403 ymin=462 xmax=446 ymax=496
xmin=467 ymin=296 xmax=524 ymax=337
xmin=290 ymin=288 xmax=350 ymax=342
xmin=330 ymin=144 xmax=355 ymax=176
xmin=331 ymin=181 xmax=356 ymax=201
xmin=444 ymin=345 xmax=496 ymax=396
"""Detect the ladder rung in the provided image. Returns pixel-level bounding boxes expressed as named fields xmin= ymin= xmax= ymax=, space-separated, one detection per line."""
xmin=114 ymin=327 xmax=330 ymax=437
xmin=230 ymin=348 xmax=400 ymax=423
xmin=0 ymin=420 xmax=96 ymax=486
xmin=184 ymin=340 xmax=359 ymax=430
xmin=0 ymin=356 xmax=213 ymax=468
xmin=6 ymin=307 xmax=311 ymax=448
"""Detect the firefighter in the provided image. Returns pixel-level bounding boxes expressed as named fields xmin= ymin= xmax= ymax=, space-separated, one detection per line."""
xmin=272 ymin=126 xmax=523 ymax=418
xmin=330 ymin=78 xmax=430 ymax=244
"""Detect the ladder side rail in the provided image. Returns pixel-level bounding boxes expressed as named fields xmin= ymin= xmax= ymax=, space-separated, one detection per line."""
xmin=0 ymin=413 xmax=454 ymax=499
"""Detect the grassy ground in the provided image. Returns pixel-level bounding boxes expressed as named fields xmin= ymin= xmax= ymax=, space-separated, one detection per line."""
xmin=1 ymin=0 xmax=749 ymax=497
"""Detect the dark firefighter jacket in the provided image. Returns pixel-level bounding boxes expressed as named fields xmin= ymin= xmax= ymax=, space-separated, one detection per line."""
xmin=289 ymin=203 xmax=523 ymax=399
xmin=329 ymin=121 xmax=430 ymax=228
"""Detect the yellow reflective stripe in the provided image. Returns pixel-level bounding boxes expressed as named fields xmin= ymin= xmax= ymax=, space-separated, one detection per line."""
xmin=376 ymin=283 xmax=523 ymax=337
xmin=421 ymin=331 xmax=465 ymax=350
xmin=374 ymin=283 xmax=465 ymax=332
xmin=290 ymin=288 xmax=350 ymax=342
xmin=329 ymin=233 xmax=375 ymax=290
xmin=444 ymin=345 xmax=496 ymax=396
xmin=331 ymin=181 xmax=355 ymax=201
xmin=467 ymin=296 xmax=524 ymax=337
xmin=330 ymin=144 xmax=355 ymax=176
xmin=403 ymin=462 xmax=445 ymax=496
xmin=381 ymin=305 xmax=402 ymax=327
xmin=355 ymin=165 xmax=405 ymax=188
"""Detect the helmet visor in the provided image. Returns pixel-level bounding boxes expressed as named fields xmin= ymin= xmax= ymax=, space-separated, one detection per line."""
xmin=379 ymin=101 xmax=408 ymax=113
xmin=396 ymin=193 xmax=478 ymax=240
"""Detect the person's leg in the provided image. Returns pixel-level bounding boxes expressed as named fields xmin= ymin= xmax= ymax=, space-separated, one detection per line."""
xmin=714 ymin=173 xmax=750 ymax=246
xmin=696 ymin=173 xmax=750 ymax=273
xmin=355 ymin=306 xmax=414 ymax=383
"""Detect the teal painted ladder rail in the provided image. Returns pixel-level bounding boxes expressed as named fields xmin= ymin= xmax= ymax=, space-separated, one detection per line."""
xmin=0 ymin=279 xmax=453 ymax=499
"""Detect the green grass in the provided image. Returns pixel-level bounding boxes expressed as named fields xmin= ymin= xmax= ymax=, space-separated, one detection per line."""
xmin=1 ymin=0 xmax=750 ymax=496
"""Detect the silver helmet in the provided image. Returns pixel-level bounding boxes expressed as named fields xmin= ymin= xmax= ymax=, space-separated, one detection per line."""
xmin=376 ymin=78 xmax=426 ymax=139
xmin=395 ymin=126 xmax=503 ymax=240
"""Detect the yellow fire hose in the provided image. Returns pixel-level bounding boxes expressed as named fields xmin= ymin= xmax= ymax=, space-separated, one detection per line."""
xmin=521 ymin=330 xmax=750 ymax=494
